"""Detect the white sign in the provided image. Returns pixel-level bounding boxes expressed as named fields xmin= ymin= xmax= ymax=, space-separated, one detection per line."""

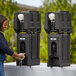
xmin=50 ymin=38 xmax=57 ymax=40
xmin=19 ymin=38 xmax=25 ymax=40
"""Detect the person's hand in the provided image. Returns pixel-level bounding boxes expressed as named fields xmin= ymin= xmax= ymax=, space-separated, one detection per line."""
xmin=13 ymin=52 xmax=25 ymax=60
xmin=18 ymin=53 xmax=25 ymax=60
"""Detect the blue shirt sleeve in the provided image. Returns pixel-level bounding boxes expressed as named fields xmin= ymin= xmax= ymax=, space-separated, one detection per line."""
xmin=0 ymin=33 xmax=14 ymax=56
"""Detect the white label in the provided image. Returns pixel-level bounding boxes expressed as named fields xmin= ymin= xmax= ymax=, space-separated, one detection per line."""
xmin=50 ymin=38 xmax=56 ymax=40
xmin=19 ymin=38 xmax=25 ymax=40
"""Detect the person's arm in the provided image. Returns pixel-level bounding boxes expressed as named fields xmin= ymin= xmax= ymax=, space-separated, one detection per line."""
xmin=13 ymin=52 xmax=19 ymax=59
xmin=0 ymin=37 xmax=25 ymax=60
xmin=0 ymin=41 xmax=14 ymax=56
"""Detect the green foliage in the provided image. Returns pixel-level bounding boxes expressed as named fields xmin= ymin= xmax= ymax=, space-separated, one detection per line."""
xmin=39 ymin=0 xmax=76 ymax=63
xmin=0 ymin=0 xmax=19 ymax=62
